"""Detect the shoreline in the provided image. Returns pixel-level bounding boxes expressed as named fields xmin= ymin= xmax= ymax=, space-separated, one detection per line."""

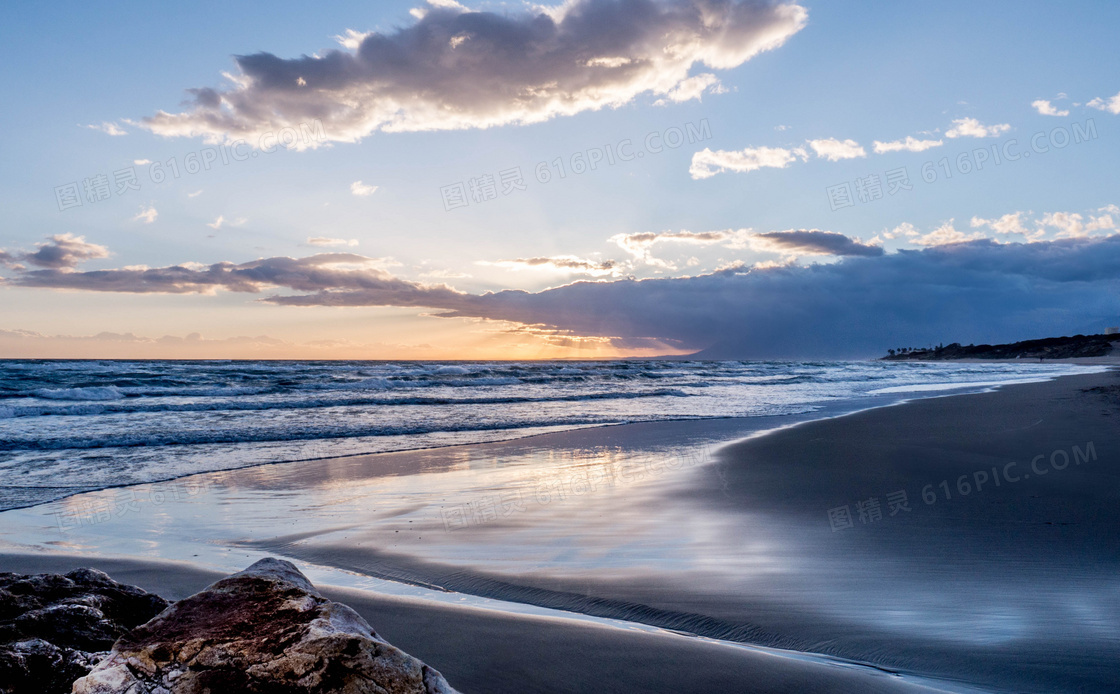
xmin=0 ymin=552 xmax=991 ymax=694
xmin=2 ymin=368 xmax=1118 ymax=692
xmin=1 ymin=361 xmax=1104 ymax=514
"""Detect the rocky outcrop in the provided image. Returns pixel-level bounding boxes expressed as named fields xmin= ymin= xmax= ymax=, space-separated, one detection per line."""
xmin=0 ymin=568 xmax=170 ymax=694
xmin=73 ymin=558 xmax=459 ymax=694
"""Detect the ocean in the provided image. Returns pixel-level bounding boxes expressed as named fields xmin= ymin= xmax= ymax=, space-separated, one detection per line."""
xmin=0 ymin=359 xmax=1096 ymax=511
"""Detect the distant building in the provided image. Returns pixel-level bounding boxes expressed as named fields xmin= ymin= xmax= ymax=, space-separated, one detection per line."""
xmin=1106 ymin=327 xmax=1120 ymax=335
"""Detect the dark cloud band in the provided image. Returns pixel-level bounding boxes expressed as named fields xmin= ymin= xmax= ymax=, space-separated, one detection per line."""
xmin=4 ymin=234 xmax=1118 ymax=358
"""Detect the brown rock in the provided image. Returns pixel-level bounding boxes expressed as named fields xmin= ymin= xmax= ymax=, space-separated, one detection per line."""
xmin=73 ymin=558 xmax=459 ymax=694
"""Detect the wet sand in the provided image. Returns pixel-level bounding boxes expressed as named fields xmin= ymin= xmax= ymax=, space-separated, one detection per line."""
xmin=238 ymin=371 xmax=1120 ymax=692
xmin=2 ymin=369 xmax=1118 ymax=692
xmin=0 ymin=553 xmax=956 ymax=694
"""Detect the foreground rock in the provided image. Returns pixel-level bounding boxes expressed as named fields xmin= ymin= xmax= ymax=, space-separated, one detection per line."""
xmin=0 ymin=568 xmax=170 ymax=694
xmin=74 ymin=558 xmax=459 ymax=694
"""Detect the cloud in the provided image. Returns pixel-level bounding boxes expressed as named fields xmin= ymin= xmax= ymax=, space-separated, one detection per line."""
xmin=188 ymin=190 xmax=204 ymax=198
xmin=1084 ymin=91 xmax=1120 ymax=114
xmin=1038 ymin=210 xmax=1116 ymax=239
xmin=611 ymin=229 xmax=748 ymax=266
xmin=350 ymin=180 xmax=379 ymax=197
xmin=1087 ymin=90 xmax=1120 ymax=115
xmin=307 ymin=237 xmax=360 ymax=247
xmin=6 ymin=233 xmax=1120 ymax=358
xmin=5 ymin=250 xmax=474 ymax=313
xmin=911 ymin=220 xmax=987 ymax=247
xmin=970 ymin=212 xmax=1033 ymax=238
xmin=333 ymin=29 xmax=373 ymax=51
xmin=654 ymin=73 xmax=725 ymax=105
xmin=749 ymin=229 xmax=883 ymax=257
xmin=807 ymin=138 xmax=865 ymax=161
xmin=872 ymin=136 xmax=943 ymax=153
xmin=966 ymin=207 xmax=1116 ymax=241
xmin=690 ymin=145 xmax=807 ymax=179
xmin=84 ymin=122 xmax=127 ymax=136
xmin=481 ymin=255 xmax=619 ymax=275
xmin=909 ymin=220 xmax=990 ymax=248
xmin=1031 ymin=99 xmax=1069 ymax=117
xmin=132 ymin=206 xmax=158 ymax=224
xmin=207 ymin=215 xmax=225 ymax=230
xmin=435 ymin=236 xmax=1120 ymax=358
xmin=881 ymin=222 xmax=919 ymax=240
xmin=133 ymin=159 xmax=152 ymax=165
xmin=140 ymin=0 xmax=807 ymax=146
xmin=419 ymin=268 xmax=472 ymax=279
xmin=2 ymin=234 xmax=110 ymax=270
xmin=690 ymin=136 xmax=868 ymax=178
xmin=945 ymin=117 xmax=1011 ymax=139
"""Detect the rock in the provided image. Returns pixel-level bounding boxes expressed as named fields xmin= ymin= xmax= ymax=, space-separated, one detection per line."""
xmin=0 ymin=568 xmax=170 ymax=694
xmin=73 ymin=558 xmax=459 ymax=694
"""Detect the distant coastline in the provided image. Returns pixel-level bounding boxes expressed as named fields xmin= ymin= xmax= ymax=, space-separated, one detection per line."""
xmin=882 ymin=332 xmax=1120 ymax=361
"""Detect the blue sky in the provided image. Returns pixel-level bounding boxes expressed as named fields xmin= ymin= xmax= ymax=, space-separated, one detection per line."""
xmin=1 ymin=0 xmax=1118 ymax=358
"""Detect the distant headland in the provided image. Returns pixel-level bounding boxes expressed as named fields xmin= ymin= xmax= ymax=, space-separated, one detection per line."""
xmin=882 ymin=331 xmax=1120 ymax=361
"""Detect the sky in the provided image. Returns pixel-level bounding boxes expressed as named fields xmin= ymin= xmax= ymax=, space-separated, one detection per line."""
xmin=1 ymin=0 xmax=1118 ymax=359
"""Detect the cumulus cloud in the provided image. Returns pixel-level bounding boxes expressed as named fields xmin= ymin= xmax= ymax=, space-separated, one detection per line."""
xmin=1087 ymin=90 xmax=1120 ymax=115
xmin=911 ymin=220 xmax=987 ymax=247
xmin=2 ymin=234 xmax=110 ymax=270
xmin=945 ymin=117 xmax=1011 ymax=138
xmin=481 ymin=255 xmax=619 ymax=275
xmin=1039 ymin=210 xmax=1116 ymax=239
xmin=749 ymin=229 xmax=883 ymax=257
xmin=969 ymin=212 xmax=1036 ymax=239
xmin=133 ymin=206 xmax=158 ymax=224
xmin=689 ymin=145 xmax=807 ymax=179
xmin=84 ymin=122 xmax=127 ymax=136
xmin=140 ymin=0 xmax=807 ymax=146
xmin=207 ymin=215 xmax=225 ymax=230
xmin=307 ymin=237 xmax=360 ymax=247
xmin=872 ymin=136 xmax=943 ymax=153
xmin=351 ymin=181 xmax=379 ymax=197
xmin=807 ymin=137 xmax=865 ymax=161
xmin=882 ymin=222 xmax=920 ymax=240
xmin=1031 ymin=99 xmax=1069 ymax=117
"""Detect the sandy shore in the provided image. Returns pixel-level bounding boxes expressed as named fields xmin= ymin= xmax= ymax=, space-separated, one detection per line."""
xmin=0 ymin=553 xmax=956 ymax=694
xmin=2 ymin=368 xmax=1118 ymax=692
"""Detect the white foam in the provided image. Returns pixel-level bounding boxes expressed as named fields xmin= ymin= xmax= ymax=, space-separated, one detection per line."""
xmin=33 ymin=386 xmax=125 ymax=401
